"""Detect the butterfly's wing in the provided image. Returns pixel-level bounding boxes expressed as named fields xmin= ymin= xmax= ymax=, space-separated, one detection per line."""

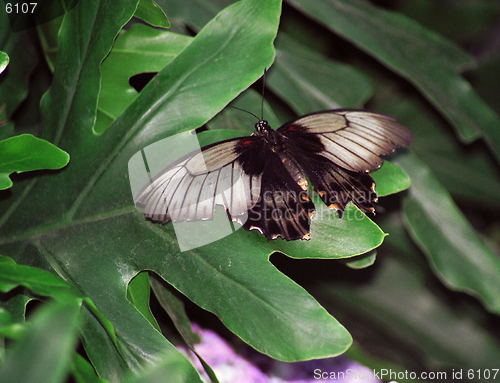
xmin=280 ymin=109 xmax=412 ymax=172
xmin=284 ymin=152 xmax=378 ymax=216
xmin=241 ymin=150 xmax=315 ymax=240
xmin=278 ymin=109 xmax=412 ymax=215
xmin=135 ymin=133 xmax=316 ymax=240
xmin=134 ymin=137 xmax=262 ymax=223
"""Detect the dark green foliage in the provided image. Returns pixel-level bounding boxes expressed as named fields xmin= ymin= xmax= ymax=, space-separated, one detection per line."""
xmin=1 ymin=0 xmax=499 ymax=381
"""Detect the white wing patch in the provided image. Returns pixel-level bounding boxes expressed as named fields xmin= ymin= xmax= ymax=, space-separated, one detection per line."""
xmin=134 ymin=141 xmax=261 ymax=223
xmin=295 ymin=110 xmax=412 ymax=172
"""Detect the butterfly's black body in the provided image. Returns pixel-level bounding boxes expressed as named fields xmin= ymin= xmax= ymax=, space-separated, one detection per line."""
xmin=135 ymin=109 xmax=412 ymax=241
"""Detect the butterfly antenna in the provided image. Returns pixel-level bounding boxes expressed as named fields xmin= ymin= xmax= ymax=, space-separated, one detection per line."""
xmin=261 ymin=68 xmax=267 ymax=120
xmin=230 ymin=106 xmax=260 ymax=121
xmin=229 ymin=69 xmax=268 ymax=122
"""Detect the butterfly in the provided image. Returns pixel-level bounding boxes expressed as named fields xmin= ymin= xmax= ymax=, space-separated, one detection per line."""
xmin=134 ymin=109 xmax=412 ymax=241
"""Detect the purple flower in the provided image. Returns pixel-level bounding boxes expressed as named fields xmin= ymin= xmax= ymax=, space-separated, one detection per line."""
xmin=177 ymin=325 xmax=380 ymax=383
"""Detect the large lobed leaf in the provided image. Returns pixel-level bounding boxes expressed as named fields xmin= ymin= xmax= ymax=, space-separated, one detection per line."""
xmin=96 ymin=24 xmax=193 ymax=134
xmin=0 ymin=0 xmax=365 ymax=370
xmin=395 ymin=152 xmax=500 ymax=315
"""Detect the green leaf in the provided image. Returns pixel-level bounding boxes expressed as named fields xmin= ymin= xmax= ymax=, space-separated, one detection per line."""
xmin=157 ymin=0 xmax=226 ymax=30
xmin=1 ymin=176 xmax=12 ymax=193
xmin=343 ymin=250 xmax=376 ymax=270
xmin=0 ymin=258 xmax=126 ymax=379
xmin=0 ymin=255 xmax=78 ymax=300
xmin=371 ymin=160 xmax=411 ymax=197
xmin=135 ymin=0 xmax=170 ymax=28
xmin=275 ymin=201 xmax=386 ymax=259
xmin=396 ymin=0 xmax=500 ymax=43
xmin=288 ymin=0 xmax=500 ymax=162
xmin=32 ymin=211 xmax=352 ymax=362
xmin=150 ymin=277 xmax=219 ymax=383
xmin=39 ymin=0 xmax=138 ymax=144
xmin=0 ymin=51 xmax=8 ymax=74
xmin=0 ymin=254 xmax=15 ymax=265
xmin=0 ymin=299 xmax=82 ymax=383
xmin=345 ymin=343 xmax=420 ymax=383
xmin=96 ymin=24 xmax=192 ymax=134
xmin=395 ymin=151 xmax=500 ymax=314
xmin=268 ymin=33 xmax=373 ymax=113
xmin=34 ymin=15 xmax=63 ymax=72
xmin=77 ymin=305 xmax=135 ymax=380
xmin=71 ymin=354 xmax=110 ymax=383
xmin=122 ymin=352 xmax=203 ymax=383
xmin=77 ymin=279 xmax=201 ymax=381
xmin=0 ymin=285 xmax=30 ymax=326
xmin=0 ymin=308 xmax=26 ymax=339
xmin=0 ymin=0 xmax=351 ymax=369
xmin=127 ymin=272 xmax=160 ymax=331
xmin=0 ymin=134 xmax=70 ymax=190
xmin=150 ymin=277 xmax=199 ymax=348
